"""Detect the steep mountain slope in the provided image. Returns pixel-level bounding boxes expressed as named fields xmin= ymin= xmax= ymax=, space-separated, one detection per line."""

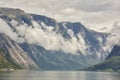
xmin=58 ymin=22 xmax=108 ymax=59
xmin=0 ymin=48 xmax=21 ymax=70
xmin=0 ymin=33 xmax=38 ymax=69
xmin=84 ymin=45 xmax=120 ymax=71
xmin=21 ymin=15 xmax=108 ymax=70
xmin=20 ymin=43 xmax=98 ymax=70
xmin=106 ymin=45 xmax=120 ymax=59
xmin=31 ymin=14 xmax=108 ymax=59
xmin=0 ymin=7 xmax=111 ymax=70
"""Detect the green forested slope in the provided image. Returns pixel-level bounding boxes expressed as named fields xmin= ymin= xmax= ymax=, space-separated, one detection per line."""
xmin=84 ymin=56 xmax=120 ymax=71
xmin=84 ymin=45 xmax=120 ymax=72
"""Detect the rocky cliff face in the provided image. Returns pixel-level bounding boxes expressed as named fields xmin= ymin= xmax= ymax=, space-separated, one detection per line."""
xmin=0 ymin=33 xmax=38 ymax=69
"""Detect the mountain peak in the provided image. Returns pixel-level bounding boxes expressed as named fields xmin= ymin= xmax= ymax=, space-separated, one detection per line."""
xmin=31 ymin=14 xmax=57 ymax=27
xmin=0 ymin=7 xmax=32 ymax=25
xmin=0 ymin=7 xmax=25 ymax=16
xmin=58 ymin=21 xmax=86 ymax=35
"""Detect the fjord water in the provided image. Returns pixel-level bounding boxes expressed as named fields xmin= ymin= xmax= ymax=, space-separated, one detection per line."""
xmin=0 ymin=71 xmax=120 ymax=80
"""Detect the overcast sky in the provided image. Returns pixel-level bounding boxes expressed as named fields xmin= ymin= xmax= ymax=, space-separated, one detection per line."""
xmin=0 ymin=0 xmax=120 ymax=31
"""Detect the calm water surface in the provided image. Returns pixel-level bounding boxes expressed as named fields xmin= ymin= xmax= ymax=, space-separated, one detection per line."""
xmin=0 ymin=71 xmax=120 ymax=80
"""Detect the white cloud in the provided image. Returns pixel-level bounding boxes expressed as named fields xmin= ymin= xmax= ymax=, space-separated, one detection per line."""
xmin=103 ymin=21 xmax=120 ymax=53
xmin=0 ymin=19 xmax=18 ymax=40
xmin=0 ymin=19 xmax=89 ymax=54
xmin=61 ymin=8 xmax=76 ymax=14
xmin=22 ymin=21 xmax=89 ymax=54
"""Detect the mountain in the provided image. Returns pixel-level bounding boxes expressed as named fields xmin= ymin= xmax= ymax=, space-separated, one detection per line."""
xmin=0 ymin=7 xmax=111 ymax=70
xmin=0 ymin=33 xmax=38 ymax=70
xmin=20 ymin=43 xmax=97 ymax=70
xmin=106 ymin=45 xmax=120 ymax=59
xmin=31 ymin=14 xmax=108 ymax=60
xmin=84 ymin=45 xmax=120 ymax=72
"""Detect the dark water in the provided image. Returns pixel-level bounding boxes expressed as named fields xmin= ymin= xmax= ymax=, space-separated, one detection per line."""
xmin=0 ymin=71 xmax=120 ymax=80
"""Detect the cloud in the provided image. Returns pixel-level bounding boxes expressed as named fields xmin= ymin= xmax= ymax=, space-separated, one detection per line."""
xmin=22 ymin=21 xmax=89 ymax=54
xmin=103 ymin=21 xmax=120 ymax=52
xmin=0 ymin=19 xmax=88 ymax=54
xmin=112 ymin=21 xmax=120 ymax=34
xmin=70 ymin=0 xmax=112 ymax=12
xmin=0 ymin=19 xmax=18 ymax=40
xmin=61 ymin=8 xmax=76 ymax=14
xmin=0 ymin=15 xmax=116 ymax=57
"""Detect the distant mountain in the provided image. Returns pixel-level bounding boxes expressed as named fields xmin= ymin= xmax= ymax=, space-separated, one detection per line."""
xmin=0 ymin=7 xmax=111 ymax=70
xmin=84 ymin=45 xmax=120 ymax=72
xmin=106 ymin=45 xmax=120 ymax=59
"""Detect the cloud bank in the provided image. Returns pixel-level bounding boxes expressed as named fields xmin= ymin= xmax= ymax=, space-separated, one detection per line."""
xmin=0 ymin=19 xmax=88 ymax=54
xmin=0 ymin=16 xmax=118 ymax=57
xmin=103 ymin=21 xmax=120 ymax=52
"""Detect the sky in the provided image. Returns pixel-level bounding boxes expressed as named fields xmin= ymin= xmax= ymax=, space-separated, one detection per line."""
xmin=0 ymin=0 xmax=120 ymax=31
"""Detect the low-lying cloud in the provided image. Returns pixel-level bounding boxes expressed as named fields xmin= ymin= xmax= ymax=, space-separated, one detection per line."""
xmin=0 ymin=19 xmax=88 ymax=54
xmin=0 ymin=19 xmax=18 ymax=40
xmin=0 ymin=17 xmax=119 ymax=56
xmin=22 ymin=21 xmax=88 ymax=54
xmin=103 ymin=21 xmax=120 ymax=52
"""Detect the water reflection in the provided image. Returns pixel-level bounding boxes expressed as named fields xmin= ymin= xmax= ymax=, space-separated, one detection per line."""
xmin=0 ymin=71 xmax=120 ymax=80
